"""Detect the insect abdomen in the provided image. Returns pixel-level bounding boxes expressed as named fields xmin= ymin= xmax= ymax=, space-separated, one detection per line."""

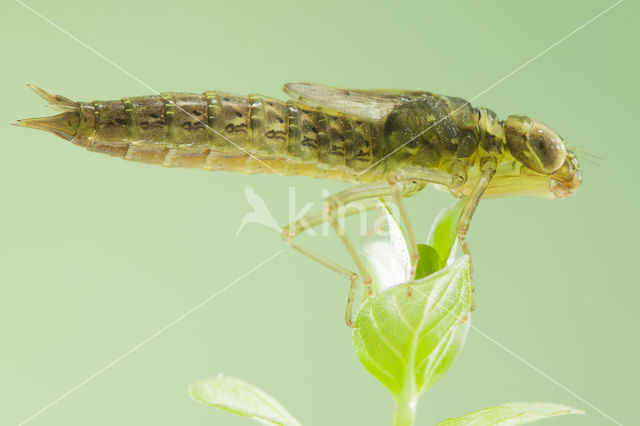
xmin=284 ymin=101 xmax=383 ymax=179
xmin=87 ymin=93 xmax=251 ymax=169
xmin=30 ymin=90 xmax=385 ymax=182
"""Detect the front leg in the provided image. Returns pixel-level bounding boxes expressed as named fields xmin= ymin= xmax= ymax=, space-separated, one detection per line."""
xmin=456 ymin=158 xmax=497 ymax=308
xmin=456 ymin=158 xmax=497 ymax=271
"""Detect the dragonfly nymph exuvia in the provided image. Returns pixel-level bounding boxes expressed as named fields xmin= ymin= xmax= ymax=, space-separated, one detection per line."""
xmin=16 ymin=82 xmax=582 ymax=326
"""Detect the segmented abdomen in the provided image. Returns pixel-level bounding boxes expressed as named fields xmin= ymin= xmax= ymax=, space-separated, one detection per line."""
xmin=76 ymin=92 xmax=385 ymax=183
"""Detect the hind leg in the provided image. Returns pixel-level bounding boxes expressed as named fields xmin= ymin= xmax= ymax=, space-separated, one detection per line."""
xmin=282 ymin=183 xmax=395 ymax=326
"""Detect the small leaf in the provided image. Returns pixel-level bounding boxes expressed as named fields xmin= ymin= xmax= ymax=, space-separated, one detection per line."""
xmin=364 ymin=200 xmax=412 ymax=291
xmin=352 ymin=256 xmax=471 ymax=398
xmin=426 ymin=199 xmax=466 ymax=264
xmin=189 ymin=374 xmax=302 ymax=426
xmin=436 ymin=402 xmax=584 ymax=425
xmin=415 ymin=244 xmax=444 ymax=280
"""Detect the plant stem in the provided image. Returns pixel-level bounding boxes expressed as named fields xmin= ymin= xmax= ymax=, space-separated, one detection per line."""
xmin=392 ymin=393 xmax=417 ymax=426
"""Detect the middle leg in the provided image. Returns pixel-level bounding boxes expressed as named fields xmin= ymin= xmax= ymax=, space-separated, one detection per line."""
xmin=386 ymin=166 xmax=463 ymax=281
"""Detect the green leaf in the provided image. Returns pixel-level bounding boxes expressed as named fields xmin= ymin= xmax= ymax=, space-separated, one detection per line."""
xmin=415 ymin=244 xmax=444 ymax=280
xmin=189 ymin=374 xmax=302 ymax=426
xmin=364 ymin=200 xmax=412 ymax=291
xmin=436 ymin=402 xmax=584 ymax=425
xmin=426 ymin=199 xmax=466 ymax=264
xmin=352 ymin=256 xmax=471 ymax=398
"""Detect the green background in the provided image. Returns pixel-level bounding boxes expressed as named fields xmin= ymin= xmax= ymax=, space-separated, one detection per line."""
xmin=1 ymin=0 xmax=637 ymax=424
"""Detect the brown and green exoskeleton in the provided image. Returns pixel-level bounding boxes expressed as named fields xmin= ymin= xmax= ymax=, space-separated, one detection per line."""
xmin=16 ymin=82 xmax=582 ymax=325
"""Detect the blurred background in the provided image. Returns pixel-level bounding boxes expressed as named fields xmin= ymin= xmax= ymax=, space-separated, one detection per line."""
xmin=1 ymin=0 xmax=637 ymax=424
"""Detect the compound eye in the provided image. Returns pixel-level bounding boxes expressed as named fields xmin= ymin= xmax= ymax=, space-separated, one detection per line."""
xmin=504 ymin=116 xmax=566 ymax=174
xmin=529 ymin=122 xmax=566 ymax=173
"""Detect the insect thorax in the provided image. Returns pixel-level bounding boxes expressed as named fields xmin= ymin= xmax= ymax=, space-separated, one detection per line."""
xmin=383 ymin=95 xmax=506 ymax=177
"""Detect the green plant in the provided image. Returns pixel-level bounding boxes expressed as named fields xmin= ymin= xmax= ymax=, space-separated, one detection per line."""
xmin=189 ymin=200 xmax=583 ymax=425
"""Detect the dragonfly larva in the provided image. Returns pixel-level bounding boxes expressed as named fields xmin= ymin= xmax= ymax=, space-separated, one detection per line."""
xmin=15 ymin=82 xmax=582 ymax=326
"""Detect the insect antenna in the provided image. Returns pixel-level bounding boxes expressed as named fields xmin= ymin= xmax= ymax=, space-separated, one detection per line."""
xmin=566 ymin=144 xmax=604 ymax=167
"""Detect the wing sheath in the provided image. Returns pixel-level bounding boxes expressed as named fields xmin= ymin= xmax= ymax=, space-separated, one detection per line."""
xmin=283 ymin=82 xmax=429 ymax=121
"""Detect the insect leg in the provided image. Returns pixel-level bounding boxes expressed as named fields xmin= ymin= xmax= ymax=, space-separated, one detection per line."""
xmin=282 ymin=183 xmax=392 ymax=326
xmin=455 ymin=159 xmax=497 ymax=271
xmin=387 ymin=167 xmax=462 ymax=281
xmin=455 ymin=159 xmax=497 ymax=308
